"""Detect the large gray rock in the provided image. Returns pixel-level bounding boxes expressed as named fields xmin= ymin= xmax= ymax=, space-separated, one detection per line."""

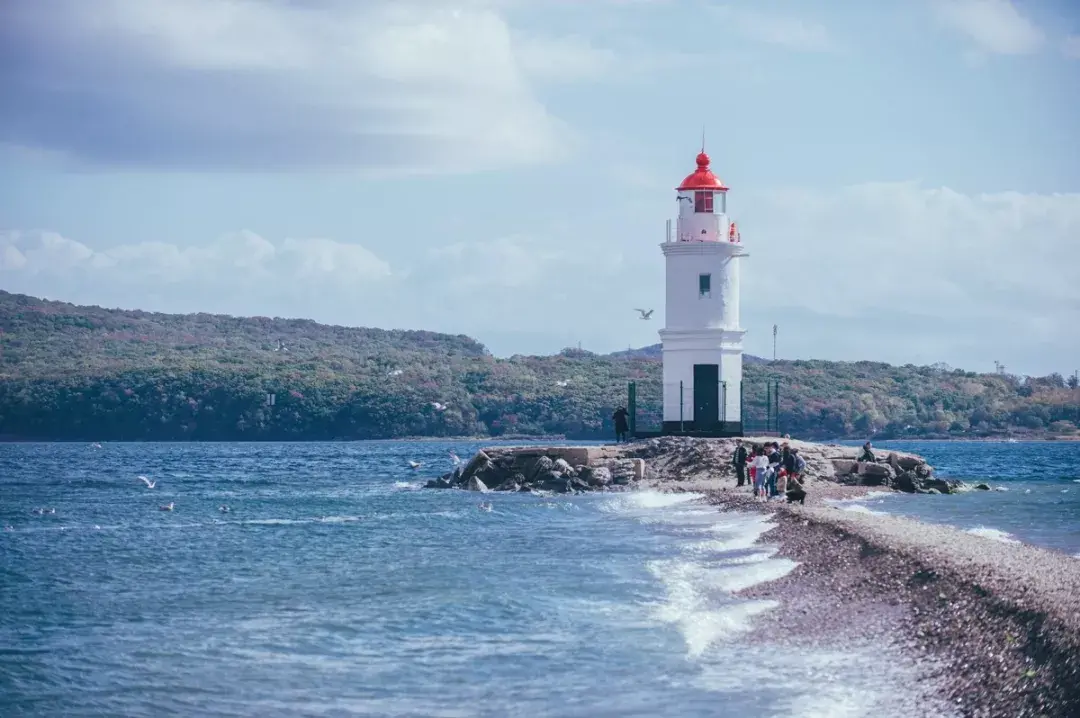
xmin=552 ymin=458 xmax=576 ymax=477
xmin=832 ymin=459 xmax=859 ymax=476
xmin=495 ymin=473 xmax=525 ymax=492
xmin=462 ymin=450 xmax=491 ymax=481
xmin=584 ymin=466 xmax=612 ymax=487
xmin=466 ymin=476 xmax=489 ymax=492
xmin=896 ymin=455 xmax=922 ymax=471
xmin=526 ymin=456 xmax=555 ymax=482
xmin=893 ymin=470 xmax=918 ymax=493
xmin=538 ymin=472 xmax=573 ymax=493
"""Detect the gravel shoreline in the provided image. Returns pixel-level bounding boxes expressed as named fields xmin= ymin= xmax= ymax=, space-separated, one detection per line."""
xmin=708 ymin=483 xmax=1080 ymax=717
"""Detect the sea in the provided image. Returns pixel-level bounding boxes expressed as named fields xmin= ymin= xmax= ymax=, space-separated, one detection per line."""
xmin=1 ymin=440 xmax=1077 ymax=718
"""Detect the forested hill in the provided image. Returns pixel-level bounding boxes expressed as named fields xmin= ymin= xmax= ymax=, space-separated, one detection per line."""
xmin=1 ymin=290 xmax=1077 ymax=441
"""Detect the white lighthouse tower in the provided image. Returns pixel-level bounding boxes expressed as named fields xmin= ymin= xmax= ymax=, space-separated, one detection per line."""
xmin=658 ymin=147 xmax=748 ymax=434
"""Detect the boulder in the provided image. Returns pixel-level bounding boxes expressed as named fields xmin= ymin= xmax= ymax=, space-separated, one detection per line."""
xmin=495 ymin=473 xmax=525 ymax=492
xmin=893 ymin=470 xmax=918 ymax=493
xmin=525 ymin=456 xmax=555 ymax=482
xmin=538 ymin=472 xmax=573 ymax=493
xmin=923 ymin=478 xmax=959 ymax=495
xmin=425 ymin=477 xmax=453 ymax=489
xmin=570 ymin=477 xmax=590 ymax=492
xmin=896 ymin=456 xmax=922 ymax=471
xmin=466 ymin=476 xmax=489 ymax=492
xmin=915 ymin=463 xmax=932 ymax=478
xmin=461 ymin=450 xmax=491 ymax=481
xmin=832 ymin=459 xmax=859 ymax=476
xmin=552 ymin=458 xmax=576 ymax=477
xmin=586 ymin=466 xmax=613 ymax=487
xmin=974 ymin=483 xmax=991 ymax=491
xmin=858 ymin=462 xmax=895 ymax=486
xmin=629 ymin=458 xmax=646 ymax=481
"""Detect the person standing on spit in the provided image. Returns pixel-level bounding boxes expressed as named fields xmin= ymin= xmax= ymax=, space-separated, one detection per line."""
xmin=766 ymin=442 xmax=783 ymax=498
xmin=613 ymin=407 xmax=630 ymax=443
xmin=751 ymin=446 xmax=770 ymax=499
xmin=732 ymin=439 xmax=748 ymax=487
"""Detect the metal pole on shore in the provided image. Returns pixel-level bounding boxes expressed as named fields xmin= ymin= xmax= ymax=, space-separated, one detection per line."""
xmin=773 ymin=324 xmax=778 ymax=361
xmin=679 ymin=381 xmax=684 ymax=433
xmin=721 ymin=381 xmax=727 ymax=424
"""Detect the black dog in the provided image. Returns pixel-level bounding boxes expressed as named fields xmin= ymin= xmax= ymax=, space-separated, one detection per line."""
xmin=785 ymin=488 xmax=807 ymax=505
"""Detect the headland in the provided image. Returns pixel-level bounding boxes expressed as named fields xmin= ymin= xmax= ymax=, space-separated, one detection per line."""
xmin=430 ymin=436 xmax=1080 ymax=717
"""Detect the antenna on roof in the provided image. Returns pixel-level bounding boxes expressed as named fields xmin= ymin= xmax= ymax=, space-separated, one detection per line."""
xmin=701 ymin=125 xmax=706 ymax=153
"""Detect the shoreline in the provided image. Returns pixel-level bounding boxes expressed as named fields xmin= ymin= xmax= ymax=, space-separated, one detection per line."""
xmin=1 ymin=434 xmax=1078 ymax=443
xmin=706 ymin=485 xmax=1080 ymax=717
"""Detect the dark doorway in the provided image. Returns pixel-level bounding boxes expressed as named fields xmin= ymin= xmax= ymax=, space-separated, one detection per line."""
xmin=693 ymin=364 xmax=719 ymax=429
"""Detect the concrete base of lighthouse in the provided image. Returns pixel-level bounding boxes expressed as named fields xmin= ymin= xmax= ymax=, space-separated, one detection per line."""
xmin=658 ymin=328 xmax=745 ymax=437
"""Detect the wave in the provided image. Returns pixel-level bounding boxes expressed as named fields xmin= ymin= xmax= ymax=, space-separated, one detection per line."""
xmin=964 ymin=526 xmax=1020 ymax=544
xmin=598 ymin=490 xmax=706 ymax=514
xmin=648 ymin=557 xmax=780 ymax=657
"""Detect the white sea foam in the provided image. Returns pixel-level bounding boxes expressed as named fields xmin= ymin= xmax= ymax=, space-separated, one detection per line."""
xmin=599 ymin=490 xmax=706 ymax=513
xmin=965 ymin=526 xmax=1020 ymax=544
xmin=836 ymin=504 xmax=889 ymax=516
xmin=648 ymin=557 xmax=779 ymax=657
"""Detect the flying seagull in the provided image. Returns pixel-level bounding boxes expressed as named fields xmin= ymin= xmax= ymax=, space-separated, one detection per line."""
xmin=138 ymin=475 xmax=156 ymax=489
xmin=407 ymin=460 xmax=423 ymax=470
xmin=635 ymin=308 xmax=654 ymax=320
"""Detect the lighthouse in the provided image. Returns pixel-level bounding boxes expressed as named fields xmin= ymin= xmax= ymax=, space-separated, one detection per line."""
xmin=658 ymin=147 xmax=748 ymax=435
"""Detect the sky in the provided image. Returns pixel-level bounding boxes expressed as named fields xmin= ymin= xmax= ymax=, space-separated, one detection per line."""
xmin=0 ymin=0 xmax=1078 ymax=376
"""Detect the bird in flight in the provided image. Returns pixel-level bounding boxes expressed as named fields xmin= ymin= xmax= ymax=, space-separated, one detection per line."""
xmin=138 ymin=475 xmax=156 ymax=489
xmin=407 ymin=460 xmax=423 ymax=470
xmin=635 ymin=308 xmax=654 ymax=320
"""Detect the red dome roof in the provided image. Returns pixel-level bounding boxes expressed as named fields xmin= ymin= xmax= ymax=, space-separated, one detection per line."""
xmin=677 ymin=151 xmax=729 ymax=192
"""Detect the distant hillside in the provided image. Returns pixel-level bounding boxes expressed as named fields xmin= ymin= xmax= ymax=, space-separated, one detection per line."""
xmin=1 ymin=291 xmax=1077 ymax=441
xmin=608 ymin=343 xmax=768 ymax=364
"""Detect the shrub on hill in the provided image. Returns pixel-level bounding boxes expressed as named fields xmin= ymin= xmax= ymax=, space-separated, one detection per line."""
xmin=0 ymin=291 xmax=1076 ymax=441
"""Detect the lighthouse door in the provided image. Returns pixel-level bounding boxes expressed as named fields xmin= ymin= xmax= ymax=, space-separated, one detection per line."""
xmin=692 ymin=364 xmax=720 ymax=429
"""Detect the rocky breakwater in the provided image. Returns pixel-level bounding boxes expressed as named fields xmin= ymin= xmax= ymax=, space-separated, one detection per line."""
xmin=623 ymin=435 xmax=955 ymax=494
xmin=424 ymin=446 xmax=646 ymax=493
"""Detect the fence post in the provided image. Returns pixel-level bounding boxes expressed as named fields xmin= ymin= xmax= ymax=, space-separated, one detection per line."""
xmin=628 ymin=381 xmax=637 ymax=437
xmin=679 ymin=380 xmax=684 ymax=433
xmin=765 ymin=382 xmax=771 ymax=436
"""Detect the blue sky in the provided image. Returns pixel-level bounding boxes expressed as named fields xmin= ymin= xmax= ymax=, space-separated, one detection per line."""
xmin=1 ymin=0 xmax=1078 ymax=375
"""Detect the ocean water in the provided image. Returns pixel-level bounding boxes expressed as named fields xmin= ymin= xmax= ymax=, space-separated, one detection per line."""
xmin=830 ymin=441 xmax=1080 ymax=557
xmin=2 ymin=440 xmax=939 ymax=718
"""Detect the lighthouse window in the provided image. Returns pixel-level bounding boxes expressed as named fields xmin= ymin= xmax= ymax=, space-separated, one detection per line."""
xmin=699 ymin=273 xmax=711 ymax=297
xmin=694 ymin=191 xmax=714 ymax=213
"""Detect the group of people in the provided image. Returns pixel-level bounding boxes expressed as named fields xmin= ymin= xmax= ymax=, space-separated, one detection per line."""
xmin=731 ymin=439 xmax=807 ymax=503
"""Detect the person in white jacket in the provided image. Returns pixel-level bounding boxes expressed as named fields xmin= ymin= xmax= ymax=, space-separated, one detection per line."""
xmin=750 ymin=445 xmax=770 ymax=499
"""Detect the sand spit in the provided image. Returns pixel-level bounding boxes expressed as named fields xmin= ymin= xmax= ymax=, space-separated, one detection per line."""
xmin=712 ymin=491 xmax=1080 ymax=717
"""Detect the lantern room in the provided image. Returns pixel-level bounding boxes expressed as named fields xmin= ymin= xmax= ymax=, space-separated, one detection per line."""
xmin=670 ymin=151 xmax=736 ymax=243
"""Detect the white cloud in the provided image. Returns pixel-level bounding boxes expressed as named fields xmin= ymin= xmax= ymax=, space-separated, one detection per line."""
xmin=710 ymin=5 xmax=835 ymax=52
xmin=1063 ymin=34 xmax=1080 ymax=59
xmin=932 ymin=0 xmax=1045 ymax=55
xmin=736 ymin=183 xmax=1080 ymax=370
xmin=515 ymin=35 xmax=618 ymax=83
xmin=3 ymin=184 xmax=1078 ymax=372
xmin=0 ymin=0 xmax=579 ymax=172
xmin=0 ymin=230 xmax=391 ymax=288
